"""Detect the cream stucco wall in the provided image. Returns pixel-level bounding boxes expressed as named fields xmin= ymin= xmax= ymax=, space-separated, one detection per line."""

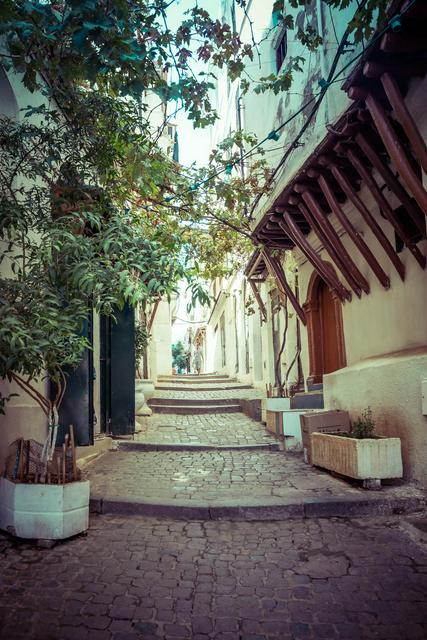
xmin=0 ymin=66 xmax=52 ymax=472
xmin=324 ymin=349 xmax=427 ymax=488
xmin=149 ymin=299 xmax=173 ymax=380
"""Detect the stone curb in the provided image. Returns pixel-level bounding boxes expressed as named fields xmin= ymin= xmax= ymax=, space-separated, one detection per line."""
xmin=115 ymin=441 xmax=280 ymax=452
xmin=148 ymin=397 xmax=247 ymax=406
xmin=155 ymin=385 xmax=253 ymax=392
xmin=90 ymin=494 xmax=426 ymax=521
xmin=147 ymin=404 xmax=242 ymax=414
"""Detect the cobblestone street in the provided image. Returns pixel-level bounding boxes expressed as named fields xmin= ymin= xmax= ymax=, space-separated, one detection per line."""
xmin=1 ymin=514 xmax=427 ymax=640
xmin=2 ymin=375 xmax=427 ymax=639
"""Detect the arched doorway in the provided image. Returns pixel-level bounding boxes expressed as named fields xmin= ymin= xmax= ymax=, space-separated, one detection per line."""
xmin=303 ymin=270 xmax=346 ymax=384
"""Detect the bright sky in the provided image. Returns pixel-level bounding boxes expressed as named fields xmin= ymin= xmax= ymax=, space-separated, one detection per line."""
xmin=166 ymin=0 xmax=220 ymax=168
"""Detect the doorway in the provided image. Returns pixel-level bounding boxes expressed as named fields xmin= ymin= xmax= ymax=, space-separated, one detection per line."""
xmin=304 ymin=271 xmax=346 ymax=383
xmin=100 ymin=305 xmax=135 ymax=436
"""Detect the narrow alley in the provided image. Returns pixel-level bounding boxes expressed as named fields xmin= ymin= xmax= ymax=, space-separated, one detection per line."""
xmin=2 ymin=375 xmax=427 ymax=640
xmin=1 ymin=1 xmax=427 ymax=639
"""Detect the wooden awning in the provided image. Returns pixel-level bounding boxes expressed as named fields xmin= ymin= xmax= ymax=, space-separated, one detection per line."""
xmin=252 ymin=0 xmax=426 ymax=296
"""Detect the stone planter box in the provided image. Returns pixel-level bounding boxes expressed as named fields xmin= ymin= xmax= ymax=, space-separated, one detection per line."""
xmin=0 ymin=477 xmax=90 ymax=540
xmin=311 ymin=433 xmax=403 ymax=483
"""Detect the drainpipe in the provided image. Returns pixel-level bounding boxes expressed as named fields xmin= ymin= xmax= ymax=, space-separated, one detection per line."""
xmin=316 ymin=0 xmax=329 ymax=124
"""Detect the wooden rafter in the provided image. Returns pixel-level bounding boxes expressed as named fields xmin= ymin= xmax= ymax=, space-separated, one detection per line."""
xmin=279 ymin=213 xmax=351 ymax=302
xmin=365 ymin=92 xmax=427 ymax=216
xmin=343 ymin=145 xmax=426 ymax=269
xmin=294 ymin=199 xmax=362 ymax=296
xmin=355 ymin=131 xmax=426 ymax=236
xmin=317 ymin=173 xmax=389 ymax=289
xmin=262 ymin=247 xmax=306 ymax=324
xmin=380 ymin=72 xmax=427 ymax=176
xmin=327 ymin=161 xmax=406 ymax=281
xmin=298 ymin=189 xmax=370 ymax=294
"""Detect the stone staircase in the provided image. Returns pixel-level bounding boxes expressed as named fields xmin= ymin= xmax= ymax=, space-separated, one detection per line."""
xmin=149 ymin=373 xmax=251 ymax=415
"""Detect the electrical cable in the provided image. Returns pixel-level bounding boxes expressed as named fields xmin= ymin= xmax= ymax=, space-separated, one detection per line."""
xmin=156 ymin=0 xmax=417 ymax=211
xmin=247 ymin=0 xmax=416 ymax=217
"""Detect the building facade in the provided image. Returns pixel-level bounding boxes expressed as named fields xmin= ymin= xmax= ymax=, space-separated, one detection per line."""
xmin=206 ymin=0 xmax=427 ymax=487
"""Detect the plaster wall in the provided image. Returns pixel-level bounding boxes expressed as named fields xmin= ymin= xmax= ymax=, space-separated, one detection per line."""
xmin=205 ymin=270 xmax=299 ymax=391
xmin=225 ymin=0 xmax=360 ymax=225
xmin=0 ymin=66 xmax=52 ymax=472
xmin=324 ymin=349 xmax=427 ymax=488
xmin=149 ymin=300 xmax=173 ymax=380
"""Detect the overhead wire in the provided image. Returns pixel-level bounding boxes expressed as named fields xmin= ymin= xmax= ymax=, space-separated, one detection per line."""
xmin=156 ymin=0 xmax=417 ymax=210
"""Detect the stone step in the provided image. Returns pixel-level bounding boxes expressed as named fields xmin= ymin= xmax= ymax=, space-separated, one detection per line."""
xmin=87 ymin=449 xmax=426 ymax=521
xmin=290 ymin=391 xmax=324 ymax=410
xmin=148 ymin=403 xmax=242 ymax=414
xmin=306 ymin=381 xmax=324 ymax=392
xmin=155 ymin=383 xmax=252 ymax=391
xmin=148 ymin=397 xmax=241 ymax=407
xmin=90 ymin=494 xmax=426 ymax=521
xmin=116 ymin=441 xmax=281 ymax=452
xmin=158 ymin=375 xmax=234 ymax=383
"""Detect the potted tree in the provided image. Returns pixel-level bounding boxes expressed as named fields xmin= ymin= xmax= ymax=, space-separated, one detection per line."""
xmin=0 ymin=103 xmax=195 ymax=539
xmin=311 ymin=408 xmax=403 ymax=488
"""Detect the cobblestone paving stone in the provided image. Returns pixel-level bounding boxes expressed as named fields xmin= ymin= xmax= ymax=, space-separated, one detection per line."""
xmin=86 ymin=449 xmax=367 ymax=502
xmin=134 ymin=414 xmax=276 ymax=447
xmin=1 ymin=514 xmax=427 ymax=640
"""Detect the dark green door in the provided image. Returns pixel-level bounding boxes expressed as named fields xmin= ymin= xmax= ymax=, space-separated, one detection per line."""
xmin=100 ymin=305 xmax=135 ymax=436
xmin=55 ymin=313 xmax=94 ymax=446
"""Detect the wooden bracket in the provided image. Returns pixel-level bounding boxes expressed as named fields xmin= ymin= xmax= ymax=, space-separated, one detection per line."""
xmin=248 ymin=278 xmax=267 ymax=323
xmin=262 ymin=248 xmax=307 ymax=325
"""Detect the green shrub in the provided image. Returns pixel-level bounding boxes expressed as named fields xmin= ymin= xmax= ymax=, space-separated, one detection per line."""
xmin=351 ymin=407 xmax=375 ymax=439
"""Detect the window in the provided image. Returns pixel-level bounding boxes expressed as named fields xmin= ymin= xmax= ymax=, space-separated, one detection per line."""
xmin=275 ymin=29 xmax=287 ymax=72
xmin=393 ymin=204 xmax=425 ymax=253
xmin=167 ymin=125 xmax=174 ymax=138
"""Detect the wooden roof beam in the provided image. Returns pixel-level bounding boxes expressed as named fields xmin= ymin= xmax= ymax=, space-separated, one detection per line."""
xmin=338 ymin=144 xmax=426 ymax=270
xmin=317 ymin=173 xmax=390 ymax=289
xmin=355 ymin=131 xmax=425 ymax=235
xmin=363 ymin=60 xmax=427 ymax=80
xmin=301 ymin=190 xmax=370 ymax=294
xmin=380 ymin=72 xmax=427 ymax=176
xmin=296 ymin=200 xmax=363 ymax=297
xmin=380 ymin=33 xmax=427 ymax=54
xmin=279 ymin=213 xmax=352 ymax=302
xmin=365 ymin=92 xmax=427 ymax=216
xmin=330 ymin=162 xmax=406 ymax=280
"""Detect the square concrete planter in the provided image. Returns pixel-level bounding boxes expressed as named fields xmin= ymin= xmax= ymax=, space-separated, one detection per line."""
xmin=311 ymin=433 xmax=403 ymax=483
xmin=265 ymin=398 xmax=291 ymax=411
xmin=0 ymin=477 xmax=90 ymax=540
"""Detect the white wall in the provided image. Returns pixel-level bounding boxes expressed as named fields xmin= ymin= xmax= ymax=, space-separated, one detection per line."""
xmin=149 ymin=300 xmax=173 ymax=380
xmin=0 ymin=66 xmax=50 ymax=471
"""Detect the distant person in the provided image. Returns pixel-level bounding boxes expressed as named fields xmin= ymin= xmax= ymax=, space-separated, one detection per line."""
xmin=193 ymin=349 xmax=203 ymax=375
xmin=185 ymin=350 xmax=191 ymax=374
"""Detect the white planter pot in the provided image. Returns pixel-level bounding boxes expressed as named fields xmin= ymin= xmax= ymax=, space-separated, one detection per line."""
xmin=265 ymin=397 xmax=291 ymax=412
xmin=139 ymin=379 xmax=155 ymax=401
xmin=135 ymin=379 xmax=152 ymax=416
xmin=0 ymin=477 xmax=90 ymax=540
xmin=311 ymin=433 xmax=403 ymax=481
